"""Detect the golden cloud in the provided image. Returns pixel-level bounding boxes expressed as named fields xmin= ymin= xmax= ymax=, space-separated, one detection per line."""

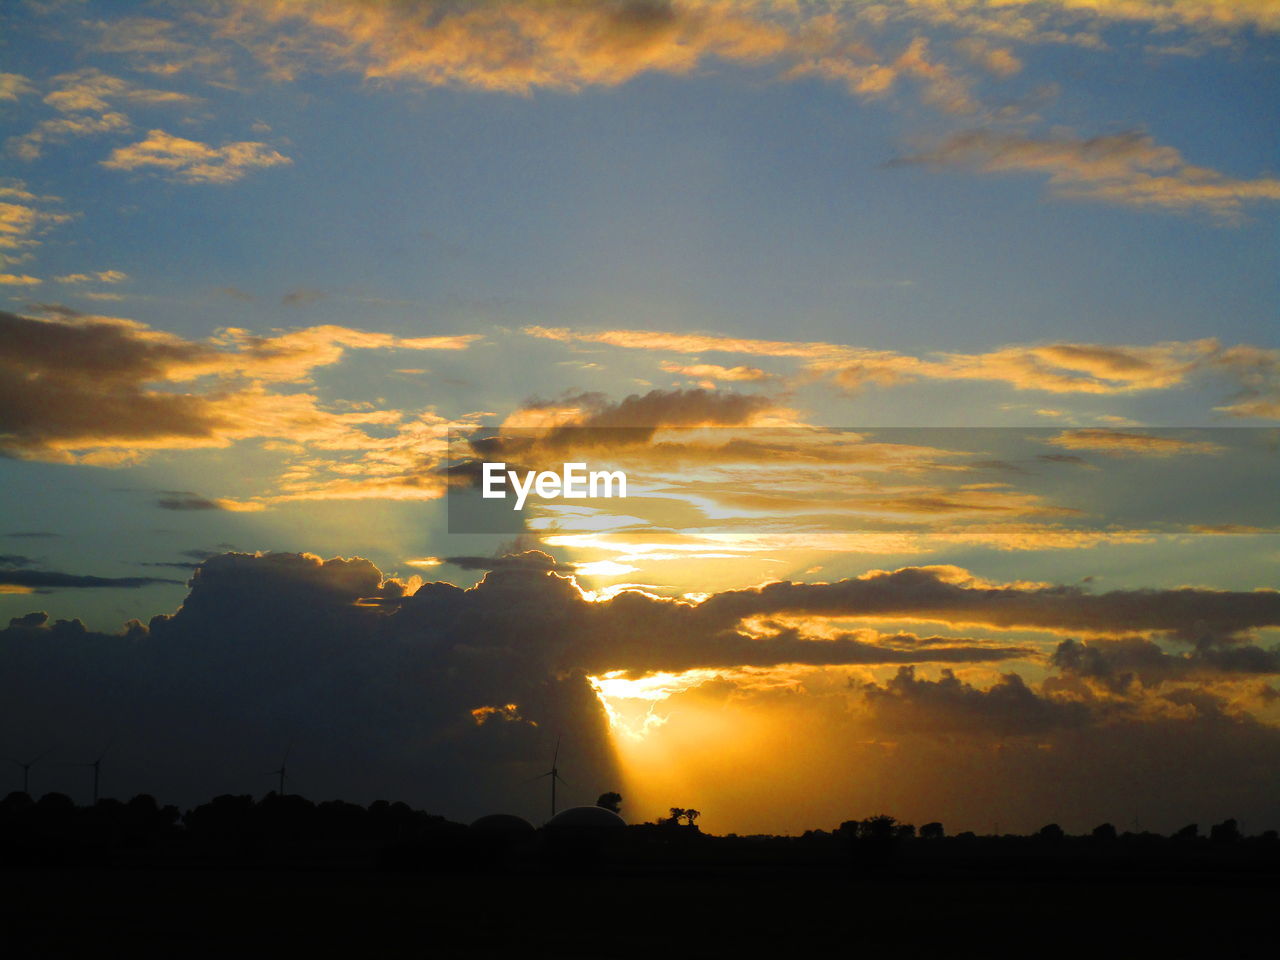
xmin=101 ymin=129 xmax=292 ymax=184
xmin=894 ymin=130 xmax=1280 ymax=221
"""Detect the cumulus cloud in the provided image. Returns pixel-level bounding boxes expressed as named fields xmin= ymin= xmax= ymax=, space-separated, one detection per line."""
xmin=41 ymin=67 xmax=198 ymax=114
xmin=893 ymin=130 xmax=1280 ymax=221
xmin=860 ymin=665 xmax=1090 ymax=736
xmin=101 ymin=129 xmax=292 ymax=184
xmin=0 ymin=551 xmax=620 ymax=815
xmin=207 ymin=0 xmax=801 ymax=92
xmin=5 ymin=68 xmax=197 ymax=161
xmin=4 ymin=549 xmax=1280 ymax=829
xmin=1052 ymin=636 xmax=1280 ymax=691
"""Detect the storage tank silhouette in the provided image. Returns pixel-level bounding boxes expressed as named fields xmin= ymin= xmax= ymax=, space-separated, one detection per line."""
xmin=470 ymin=813 xmax=536 ymax=855
xmin=543 ymin=805 xmax=626 ymax=854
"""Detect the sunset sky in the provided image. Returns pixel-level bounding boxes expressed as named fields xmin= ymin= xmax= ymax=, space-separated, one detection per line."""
xmin=1 ymin=0 xmax=1278 ymax=834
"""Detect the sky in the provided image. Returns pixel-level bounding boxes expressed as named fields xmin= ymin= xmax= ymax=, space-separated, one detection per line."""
xmin=0 ymin=0 xmax=1278 ymax=834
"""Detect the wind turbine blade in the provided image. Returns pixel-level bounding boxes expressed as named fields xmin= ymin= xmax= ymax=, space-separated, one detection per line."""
xmin=555 ymin=773 xmax=569 ymax=786
xmin=98 ymin=739 xmax=115 ymax=763
xmin=552 ymin=735 xmax=560 ymax=769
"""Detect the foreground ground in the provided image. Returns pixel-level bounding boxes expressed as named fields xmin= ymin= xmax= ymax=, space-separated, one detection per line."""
xmin=4 ymin=857 xmax=1276 ymax=957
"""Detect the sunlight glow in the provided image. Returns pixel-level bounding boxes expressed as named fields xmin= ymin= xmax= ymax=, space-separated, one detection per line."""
xmin=587 ymin=669 xmax=720 ymax=740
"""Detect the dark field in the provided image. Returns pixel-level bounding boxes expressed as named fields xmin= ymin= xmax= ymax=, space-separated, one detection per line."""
xmin=5 ymin=857 xmax=1277 ymax=957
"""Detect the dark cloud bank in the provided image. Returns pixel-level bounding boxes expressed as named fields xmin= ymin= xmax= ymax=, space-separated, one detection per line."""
xmin=3 ymin=551 xmax=1280 ymax=829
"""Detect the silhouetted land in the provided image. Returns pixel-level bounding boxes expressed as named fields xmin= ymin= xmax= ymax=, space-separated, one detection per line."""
xmin=4 ymin=792 xmax=1279 ymax=955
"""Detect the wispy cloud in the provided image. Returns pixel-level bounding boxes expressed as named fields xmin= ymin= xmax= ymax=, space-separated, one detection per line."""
xmin=101 ymin=129 xmax=292 ymax=184
xmin=893 ymin=130 xmax=1280 ymax=221
xmin=1047 ymin=429 xmax=1224 ymax=457
xmin=528 ymin=326 xmax=1280 ymax=417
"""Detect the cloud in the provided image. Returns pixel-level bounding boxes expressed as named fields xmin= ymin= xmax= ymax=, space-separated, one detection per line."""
xmin=885 ymin=0 xmax=1280 ymax=36
xmin=0 ymin=310 xmax=479 ymax=475
xmin=659 ymin=361 xmax=775 ymax=382
xmin=1209 ymin=344 xmax=1280 ymax=419
xmin=1047 ymin=429 xmax=1224 ymax=457
xmin=1052 ymin=636 xmax=1280 ymax=691
xmin=0 ymin=182 xmax=74 ymax=266
xmin=282 ymin=288 xmax=326 ymax=307
xmin=0 ymin=273 xmax=42 ymax=286
xmin=41 ymin=68 xmax=198 ymax=114
xmin=3 ymin=69 xmax=194 ymax=161
xmin=0 ymin=74 xmax=34 ymax=101
xmin=207 ymin=0 xmax=799 ymax=92
xmin=0 ymin=551 xmax=621 ymax=815
xmin=486 ymin=388 xmax=781 ymax=458
xmin=859 ymin=665 xmax=1089 ymax=736
xmin=0 ymin=567 xmax=183 ymax=590
xmin=154 ymin=492 xmax=264 ymax=512
xmin=4 ymin=549 xmax=1280 ymax=830
xmin=54 ymin=270 xmax=128 ymax=284
xmin=954 ymin=37 xmax=1022 ymax=77
xmin=690 ymin=565 xmax=1280 ymax=639
xmin=893 ymin=130 xmax=1280 ymax=221
xmin=101 ymin=129 xmax=293 ymax=184
xmin=529 ymin=326 xmax=1280 ymax=417
xmin=436 ymin=551 xmax=573 ymax=573
xmin=526 ymin=325 xmax=844 ymax=360
xmin=8 ymin=111 xmax=131 ymax=161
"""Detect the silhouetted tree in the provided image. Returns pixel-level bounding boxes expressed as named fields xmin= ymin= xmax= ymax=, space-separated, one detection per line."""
xmin=859 ymin=814 xmax=897 ymax=841
xmin=1091 ymin=822 xmax=1117 ymax=842
xmin=1172 ymin=823 xmax=1198 ymax=842
xmin=684 ymin=809 xmax=700 ymax=826
xmin=1036 ymin=823 xmax=1065 ymax=842
xmin=667 ymin=807 xmax=686 ymax=826
xmin=1210 ymin=818 xmax=1241 ymax=843
xmin=919 ymin=822 xmax=944 ymax=840
xmin=596 ymin=792 xmax=622 ymax=813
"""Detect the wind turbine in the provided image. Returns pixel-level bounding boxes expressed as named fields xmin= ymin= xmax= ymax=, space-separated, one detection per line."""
xmin=536 ymin=735 xmax=568 ymax=818
xmin=71 ymin=742 xmax=113 ymax=805
xmin=269 ymin=743 xmax=291 ymax=796
xmin=8 ymin=750 xmax=49 ymax=796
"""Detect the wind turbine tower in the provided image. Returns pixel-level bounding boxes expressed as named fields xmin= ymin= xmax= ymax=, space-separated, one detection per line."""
xmin=537 ymin=736 xmax=568 ymax=818
xmin=270 ymin=744 xmax=291 ymax=796
xmin=77 ymin=743 xmax=112 ymax=805
xmin=8 ymin=751 xmax=48 ymax=796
